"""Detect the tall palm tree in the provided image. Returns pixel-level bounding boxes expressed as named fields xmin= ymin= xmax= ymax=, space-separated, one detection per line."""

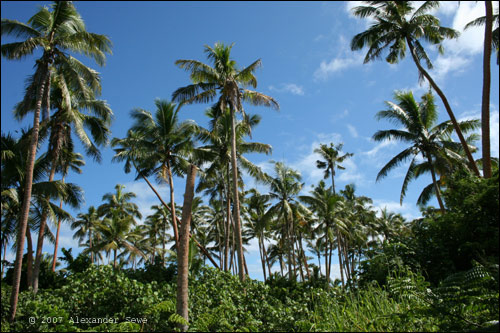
xmin=373 ymin=91 xmax=479 ymax=212
xmin=71 ymin=206 xmax=100 ymax=265
xmin=300 ymin=180 xmax=346 ymax=286
xmin=264 ymin=161 xmax=308 ymax=281
xmin=31 ymin=71 xmax=112 ymax=294
xmin=244 ymin=189 xmax=272 ymax=280
xmin=350 ymin=1 xmax=480 ymax=176
xmin=1 ymin=1 xmax=111 ymax=321
xmin=465 ymin=2 xmax=499 ymax=178
xmin=197 ymin=107 xmax=271 ymax=272
xmin=116 ymin=100 xmax=194 ymax=250
xmin=315 ymin=142 xmax=353 ymax=195
xmin=145 ymin=204 xmax=172 ymax=264
xmin=173 ymin=42 xmax=279 ymax=281
xmin=98 ymin=184 xmax=142 ymax=224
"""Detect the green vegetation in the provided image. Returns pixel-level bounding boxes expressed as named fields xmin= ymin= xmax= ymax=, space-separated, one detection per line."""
xmin=1 ymin=1 xmax=498 ymax=331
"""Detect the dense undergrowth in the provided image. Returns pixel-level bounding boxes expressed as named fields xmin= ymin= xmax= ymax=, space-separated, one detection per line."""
xmin=1 ymin=261 xmax=498 ymax=332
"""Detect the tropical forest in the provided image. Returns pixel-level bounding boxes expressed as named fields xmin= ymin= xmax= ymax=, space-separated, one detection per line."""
xmin=1 ymin=1 xmax=499 ymax=332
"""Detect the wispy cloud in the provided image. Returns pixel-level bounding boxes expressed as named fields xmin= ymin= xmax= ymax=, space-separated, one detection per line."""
xmin=372 ymin=199 xmax=422 ymax=221
xmin=347 ymin=124 xmax=359 ymax=138
xmin=268 ymin=83 xmax=305 ymax=96
xmin=314 ymin=54 xmax=364 ymax=81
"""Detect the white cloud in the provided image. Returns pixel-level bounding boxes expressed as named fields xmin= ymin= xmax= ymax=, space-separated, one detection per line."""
xmin=347 ymin=124 xmax=359 ymax=138
xmin=314 ymin=54 xmax=364 ymax=80
xmin=372 ymin=199 xmax=422 ymax=221
xmin=268 ymin=83 xmax=305 ymax=96
xmin=122 ymin=181 xmax=169 ymax=223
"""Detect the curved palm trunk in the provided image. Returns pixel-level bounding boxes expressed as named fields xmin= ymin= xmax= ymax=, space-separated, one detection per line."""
xmin=176 ymin=164 xmax=197 ymax=331
xmin=426 ymin=154 xmax=446 ymax=213
xmin=10 ymin=62 xmax=49 ymax=323
xmin=229 ymin=103 xmax=245 ymax=282
xmin=482 ymin=1 xmax=493 ymax=178
xmin=51 ymin=197 xmax=63 ymax=272
xmin=407 ymin=38 xmax=480 ymax=177
xmin=258 ymin=236 xmax=267 ymax=281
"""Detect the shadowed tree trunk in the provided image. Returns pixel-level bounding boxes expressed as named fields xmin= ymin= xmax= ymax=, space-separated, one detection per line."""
xmin=10 ymin=62 xmax=49 ymax=323
xmin=176 ymin=164 xmax=197 ymax=331
xmin=51 ymin=197 xmax=64 ymax=272
xmin=482 ymin=1 xmax=493 ymax=178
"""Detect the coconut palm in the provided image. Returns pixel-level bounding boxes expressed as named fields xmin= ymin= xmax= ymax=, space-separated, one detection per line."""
xmin=1 ymin=1 xmax=111 ymax=320
xmin=350 ymin=1 xmax=480 ymax=176
xmin=71 ymin=206 xmax=100 ymax=265
xmin=300 ymin=180 xmax=346 ymax=286
xmin=51 ymin=148 xmax=85 ymax=272
xmin=315 ymin=142 xmax=353 ymax=195
xmin=372 ymin=91 xmax=480 ymax=212
xmin=31 ymin=72 xmax=111 ymax=293
xmin=115 ymin=100 xmax=194 ymax=250
xmin=263 ymin=161 xmax=308 ymax=281
xmin=173 ymin=42 xmax=279 ymax=282
xmin=465 ymin=2 xmax=499 ymax=178
xmin=244 ymin=189 xmax=272 ymax=280
xmin=197 ymin=107 xmax=271 ymax=272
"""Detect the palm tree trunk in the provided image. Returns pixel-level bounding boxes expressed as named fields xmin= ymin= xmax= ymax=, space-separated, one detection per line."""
xmin=10 ymin=62 xmax=49 ymax=323
xmin=336 ymin=230 xmax=345 ymax=288
xmin=407 ymin=37 xmax=480 ymax=177
xmin=33 ymin=154 xmax=59 ymax=294
xmin=229 ymin=103 xmax=245 ymax=282
xmin=51 ymin=197 xmax=63 ymax=272
xmin=137 ymin=169 xmax=218 ymax=268
xmin=482 ymin=1 xmax=493 ymax=178
xmin=113 ymin=248 xmax=117 ymax=268
xmin=426 ymin=154 xmax=446 ymax=213
xmin=177 ymin=164 xmax=197 ymax=332
xmin=26 ymin=229 xmax=34 ymax=290
xmin=1 ymin=241 xmax=7 ymax=278
xmin=167 ymin=161 xmax=180 ymax=250
xmin=224 ymin=176 xmax=231 ymax=272
xmin=258 ymin=236 xmax=267 ymax=281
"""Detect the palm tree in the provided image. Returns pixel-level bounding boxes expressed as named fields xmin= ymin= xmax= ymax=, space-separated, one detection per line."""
xmin=92 ymin=208 xmax=144 ymax=269
xmin=315 ymin=142 xmax=353 ymax=195
xmin=51 ymin=149 xmax=85 ymax=272
xmin=98 ymin=184 xmax=142 ymax=224
xmin=145 ymin=204 xmax=172 ymax=264
xmin=173 ymin=42 xmax=279 ymax=281
xmin=264 ymin=161 xmax=308 ymax=281
xmin=115 ymin=100 xmax=194 ymax=250
xmin=300 ymin=180 xmax=346 ymax=286
xmin=197 ymin=107 xmax=271 ymax=272
xmin=465 ymin=2 xmax=499 ymax=178
xmin=350 ymin=1 xmax=480 ymax=176
xmin=71 ymin=206 xmax=100 ymax=265
xmin=244 ymin=189 xmax=272 ymax=280
xmin=1 ymin=131 xmax=82 ymax=287
xmin=372 ymin=91 xmax=480 ymax=212
xmin=176 ymin=164 xmax=197 ymax=331
xmin=31 ymin=73 xmax=111 ymax=293
xmin=1 ymin=1 xmax=111 ymax=321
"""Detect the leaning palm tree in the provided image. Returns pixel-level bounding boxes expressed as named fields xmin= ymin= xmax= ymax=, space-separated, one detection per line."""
xmin=172 ymin=42 xmax=279 ymax=281
xmin=373 ymin=91 xmax=480 ymax=212
xmin=1 ymin=1 xmax=111 ymax=320
xmin=350 ymin=1 xmax=480 ymax=176
xmin=113 ymin=100 xmax=194 ymax=250
xmin=465 ymin=2 xmax=499 ymax=178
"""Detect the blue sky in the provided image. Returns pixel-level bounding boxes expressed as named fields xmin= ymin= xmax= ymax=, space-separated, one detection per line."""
xmin=2 ymin=1 xmax=499 ymax=281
